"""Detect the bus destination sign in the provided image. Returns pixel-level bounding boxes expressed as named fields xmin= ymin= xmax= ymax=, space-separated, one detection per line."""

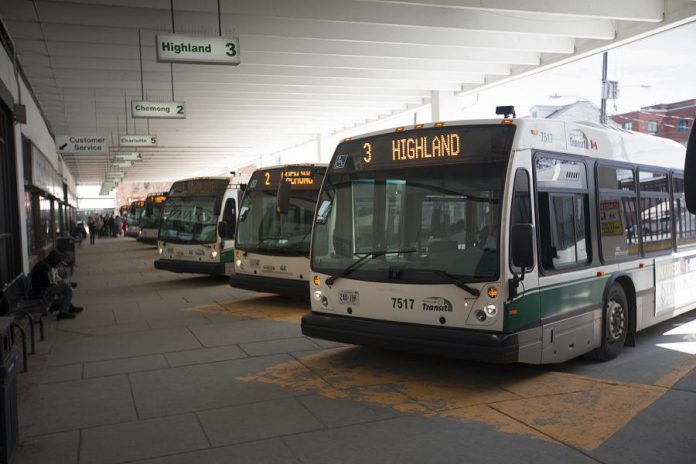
xmin=332 ymin=125 xmax=515 ymax=172
xmin=248 ymin=166 xmax=324 ymax=191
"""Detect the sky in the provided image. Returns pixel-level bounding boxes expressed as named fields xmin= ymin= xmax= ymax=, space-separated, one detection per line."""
xmin=456 ymin=21 xmax=696 ymax=119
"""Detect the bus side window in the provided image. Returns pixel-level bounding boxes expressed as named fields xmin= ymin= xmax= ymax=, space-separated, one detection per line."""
xmin=510 ymin=169 xmax=533 ymax=273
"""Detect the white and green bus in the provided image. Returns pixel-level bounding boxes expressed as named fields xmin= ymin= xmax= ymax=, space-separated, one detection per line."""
xmin=137 ymin=192 xmax=168 ymax=245
xmin=231 ymin=164 xmax=327 ymax=298
xmin=155 ymin=177 xmax=244 ymax=276
xmin=303 ymin=114 xmax=695 ymax=364
xmin=125 ymin=199 xmax=146 ymax=238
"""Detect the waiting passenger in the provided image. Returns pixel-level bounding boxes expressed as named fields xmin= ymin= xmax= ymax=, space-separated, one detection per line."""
xmin=31 ymin=250 xmax=84 ymax=320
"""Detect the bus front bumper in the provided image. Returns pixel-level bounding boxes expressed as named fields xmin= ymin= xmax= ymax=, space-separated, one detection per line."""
xmin=229 ymin=273 xmax=309 ymax=299
xmin=154 ymin=259 xmax=226 ymax=276
xmin=301 ymin=313 xmax=520 ymax=364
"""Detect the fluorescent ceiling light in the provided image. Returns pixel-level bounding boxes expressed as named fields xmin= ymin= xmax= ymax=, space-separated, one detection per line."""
xmin=111 ymin=161 xmax=135 ymax=168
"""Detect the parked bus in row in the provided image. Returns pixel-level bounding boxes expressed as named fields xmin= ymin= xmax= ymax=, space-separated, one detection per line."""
xmin=231 ymin=164 xmax=327 ymax=298
xmin=303 ymin=112 xmax=693 ymax=364
xmin=137 ymin=192 xmax=168 ymax=245
xmin=155 ymin=177 xmax=245 ymax=275
xmin=125 ymin=199 xmax=146 ymax=238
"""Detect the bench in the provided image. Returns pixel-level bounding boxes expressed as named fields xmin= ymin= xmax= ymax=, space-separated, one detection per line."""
xmin=1 ymin=275 xmax=52 ymax=370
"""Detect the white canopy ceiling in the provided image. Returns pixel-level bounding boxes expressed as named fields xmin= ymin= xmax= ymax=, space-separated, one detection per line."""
xmin=2 ymin=0 xmax=696 ymax=184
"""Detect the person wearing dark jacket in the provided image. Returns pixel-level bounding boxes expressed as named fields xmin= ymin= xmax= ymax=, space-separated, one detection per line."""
xmin=31 ymin=251 xmax=83 ymax=320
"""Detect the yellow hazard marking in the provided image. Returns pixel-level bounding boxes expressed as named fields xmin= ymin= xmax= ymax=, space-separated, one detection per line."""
xmin=191 ymin=296 xmax=308 ymax=324
xmin=240 ymin=347 xmax=696 ymax=451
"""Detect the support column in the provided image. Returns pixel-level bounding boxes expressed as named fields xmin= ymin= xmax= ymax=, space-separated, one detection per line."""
xmin=317 ymin=132 xmax=335 ymax=163
xmin=431 ymin=90 xmax=461 ymax=122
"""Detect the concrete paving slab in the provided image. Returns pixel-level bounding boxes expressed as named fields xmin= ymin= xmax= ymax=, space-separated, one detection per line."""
xmin=25 ymin=375 xmax=137 ymax=436
xmin=164 ymin=345 xmax=248 ymax=367
xmin=38 ymin=363 xmax=83 ymax=384
xmin=48 ymin=327 xmax=202 ymax=365
xmin=555 ymin=311 xmax=696 ymax=385
xmin=84 ymin=354 xmax=169 ymax=378
xmin=76 ymin=321 xmax=151 ymax=336
xmin=297 ymin=393 xmax=405 ymax=428
xmin=240 ymin=337 xmax=321 ymax=357
xmin=189 ymin=319 xmax=302 ymax=347
xmin=13 ymin=431 xmax=80 ymax=464
xmin=284 ymin=415 xmax=594 ymax=464
xmin=54 ymin=307 xmax=116 ymax=329
xmin=129 ymin=354 xmax=299 ymax=418
xmin=80 ymin=414 xmax=210 ymax=464
xmin=198 ymin=398 xmax=323 ymax=446
xmin=592 ymin=389 xmax=696 ymax=464
xmin=136 ymin=438 xmax=301 ymax=464
xmin=146 ymin=314 xmax=214 ymax=329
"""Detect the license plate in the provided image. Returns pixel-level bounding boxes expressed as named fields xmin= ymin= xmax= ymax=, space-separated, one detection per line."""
xmin=339 ymin=290 xmax=360 ymax=305
xmin=175 ymin=251 xmax=183 ymax=257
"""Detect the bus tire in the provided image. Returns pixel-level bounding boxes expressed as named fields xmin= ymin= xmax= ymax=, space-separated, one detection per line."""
xmin=592 ymin=284 xmax=629 ymax=361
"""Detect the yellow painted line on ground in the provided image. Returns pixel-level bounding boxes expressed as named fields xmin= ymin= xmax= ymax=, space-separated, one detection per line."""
xmin=239 ymin=347 xmax=696 ymax=452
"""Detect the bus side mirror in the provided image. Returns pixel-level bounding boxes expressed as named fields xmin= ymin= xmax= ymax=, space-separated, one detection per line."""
xmin=511 ymin=223 xmax=534 ymax=271
xmin=316 ymin=200 xmax=332 ymax=225
xmin=277 ymin=181 xmax=291 ymax=215
xmin=684 ymin=124 xmax=696 ymax=214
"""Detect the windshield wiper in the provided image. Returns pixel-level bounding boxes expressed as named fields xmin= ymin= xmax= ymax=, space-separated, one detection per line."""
xmin=418 ymin=269 xmax=480 ymax=297
xmin=325 ymin=249 xmax=416 ymax=285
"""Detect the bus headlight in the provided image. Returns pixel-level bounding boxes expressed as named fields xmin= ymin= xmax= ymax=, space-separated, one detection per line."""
xmin=236 ymin=259 xmax=242 ymax=267
xmin=485 ymin=304 xmax=497 ymax=317
xmin=313 ymin=290 xmax=323 ymax=301
xmin=158 ymin=247 xmax=163 ymax=255
xmin=211 ymin=251 xmax=218 ymax=258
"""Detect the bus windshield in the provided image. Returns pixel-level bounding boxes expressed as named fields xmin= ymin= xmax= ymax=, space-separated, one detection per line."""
xmin=141 ymin=202 xmax=164 ymax=229
xmin=236 ymin=189 xmax=318 ymax=256
xmin=313 ymin=163 xmax=504 ymax=282
xmin=129 ymin=205 xmax=145 ymax=227
xmin=159 ymin=196 xmax=219 ymax=244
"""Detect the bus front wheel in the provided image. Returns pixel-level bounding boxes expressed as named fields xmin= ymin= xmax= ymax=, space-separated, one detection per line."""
xmin=593 ymin=284 xmax=629 ymax=361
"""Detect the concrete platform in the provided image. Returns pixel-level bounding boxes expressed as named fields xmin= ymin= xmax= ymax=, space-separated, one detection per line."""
xmin=13 ymin=238 xmax=696 ymax=463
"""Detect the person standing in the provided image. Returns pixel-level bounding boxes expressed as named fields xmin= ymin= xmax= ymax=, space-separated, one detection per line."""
xmin=114 ymin=214 xmax=122 ymax=238
xmin=88 ymin=216 xmax=96 ymax=245
xmin=95 ymin=214 xmax=103 ymax=239
xmin=106 ymin=214 xmax=115 ymax=238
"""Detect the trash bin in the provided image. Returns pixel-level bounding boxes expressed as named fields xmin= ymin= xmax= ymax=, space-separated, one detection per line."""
xmin=0 ymin=317 xmax=18 ymax=464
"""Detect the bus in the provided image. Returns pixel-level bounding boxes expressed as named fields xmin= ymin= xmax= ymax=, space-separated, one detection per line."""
xmin=125 ymin=200 xmax=146 ymax=238
xmin=231 ymin=164 xmax=327 ymax=298
xmin=137 ymin=192 xmax=168 ymax=245
xmin=302 ymin=115 xmax=695 ymax=364
xmin=118 ymin=204 xmax=129 ymax=219
xmin=155 ymin=177 xmax=245 ymax=275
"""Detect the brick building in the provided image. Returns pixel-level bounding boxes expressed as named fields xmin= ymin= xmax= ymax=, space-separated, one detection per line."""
xmin=612 ymin=99 xmax=695 ymax=147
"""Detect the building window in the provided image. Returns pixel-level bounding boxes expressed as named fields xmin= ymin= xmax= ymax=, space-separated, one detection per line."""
xmin=648 ymin=121 xmax=658 ymax=135
xmin=678 ymin=119 xmax=689 ymax=133
xmin=624 ymin=122 xmax=633 ymax=130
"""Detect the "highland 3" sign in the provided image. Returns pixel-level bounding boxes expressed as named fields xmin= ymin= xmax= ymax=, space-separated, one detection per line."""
xmin=156 ymin=33 xmax=240 ymax=65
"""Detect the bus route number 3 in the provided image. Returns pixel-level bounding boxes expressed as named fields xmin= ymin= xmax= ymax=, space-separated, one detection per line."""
xmin=391 ymin=297 xmax=414 ymax=310
xmin=363 ymin=143 xmax=372 ymax=163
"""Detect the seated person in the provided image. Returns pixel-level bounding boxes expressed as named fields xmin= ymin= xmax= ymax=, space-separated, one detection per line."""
xmin=31 ymin=251 xmax=83 ymax=320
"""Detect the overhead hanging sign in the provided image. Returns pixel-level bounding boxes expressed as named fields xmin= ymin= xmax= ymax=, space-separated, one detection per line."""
xmin=55 ymin=135 xmax=109 ymax=154
xmin=118 ymin=134 xmax=158 ymax=146
xmin=131 ymin=101 xmax=186 ymax=119
xmin=156 ymin=33 xmax=240 ymax=65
